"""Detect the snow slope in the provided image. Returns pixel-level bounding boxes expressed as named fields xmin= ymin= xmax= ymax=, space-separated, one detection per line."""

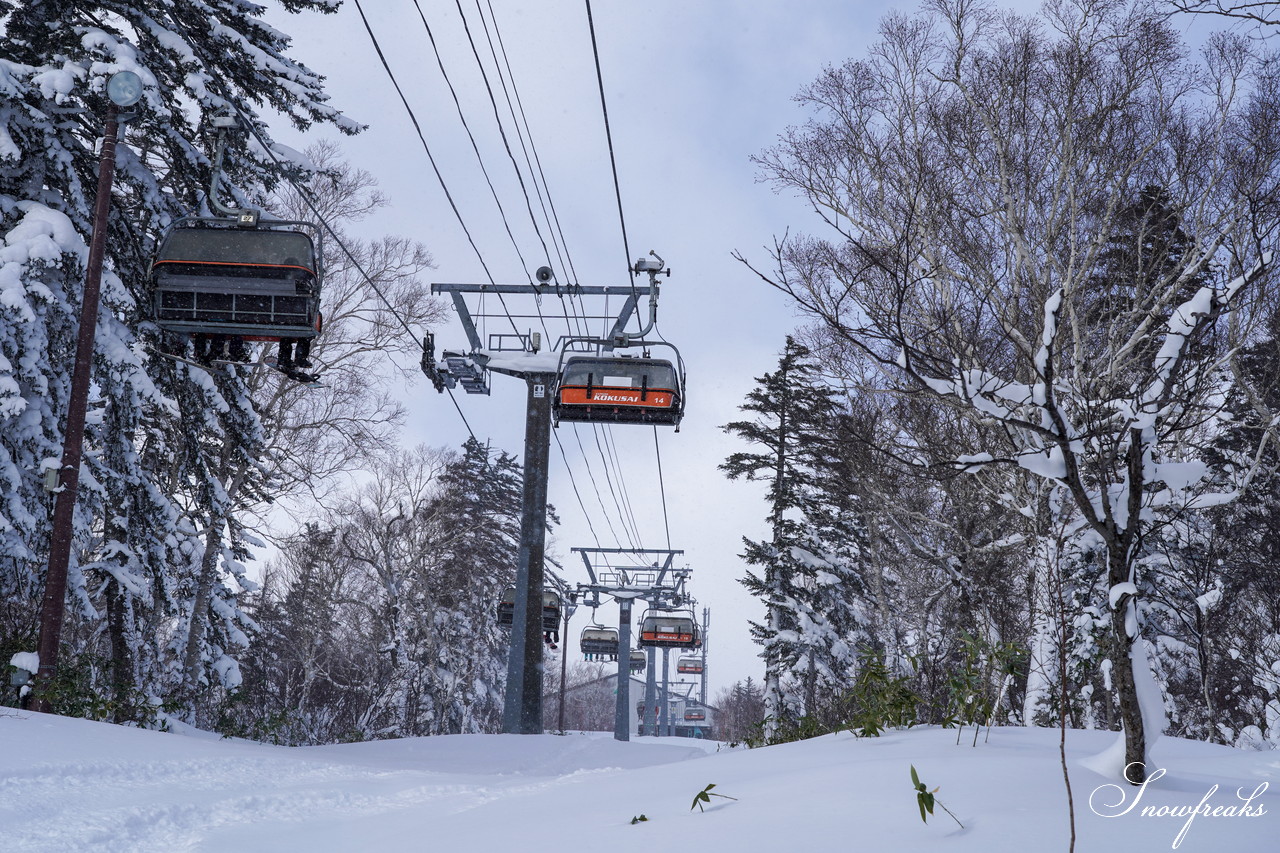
xmin=1 ymin=712 xmax=1276 ymax=852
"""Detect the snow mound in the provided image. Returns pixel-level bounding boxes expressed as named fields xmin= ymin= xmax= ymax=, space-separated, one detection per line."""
xmin=1 ymin=713 xmax=1276 ymax=853
xmin=303 ymin=730 xmax=717 ymax=776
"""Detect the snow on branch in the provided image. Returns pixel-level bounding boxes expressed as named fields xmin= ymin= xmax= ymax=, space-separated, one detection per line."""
xmin=1142 ymin=253 xmax=1272 ymax=418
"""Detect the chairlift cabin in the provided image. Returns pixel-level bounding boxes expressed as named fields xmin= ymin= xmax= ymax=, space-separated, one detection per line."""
xmin=629 ymin=650 xmax=646 ymax=674
xmin=496 ymin=586 xmax=515 ymax=627
xmin=554 ymin=352 xmax=684 ymax=428
xmin=542 ymin=591 xmax=563 ymax=630
xmin=151 ymin=220 xmax=322 ymax=342
xmin=684 ymin=708 xmax=706 ymax=722
xmin=637 ymin=609 xmax=697 ymax=649
xmin=677 ymin=656 xmax=703 ymax=675
xmin=580 ymin=626 xmax=620 ymax=660
xmin=496 ymin=587 xmax=562 ymax=631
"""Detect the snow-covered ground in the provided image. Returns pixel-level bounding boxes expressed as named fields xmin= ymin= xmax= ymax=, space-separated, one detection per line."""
xmin=1 ymin=712 xmax=1276 ymax=852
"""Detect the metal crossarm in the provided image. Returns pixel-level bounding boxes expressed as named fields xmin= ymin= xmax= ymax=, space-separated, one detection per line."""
xmin=430 ymin=282 xmax=655 ymax=357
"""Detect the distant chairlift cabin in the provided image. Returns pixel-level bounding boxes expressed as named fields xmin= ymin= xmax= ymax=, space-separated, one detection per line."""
xmin=580 ymin=626 xmax=620 ymax=660
xmin=677 ymin=656 xmax=703 ymax=675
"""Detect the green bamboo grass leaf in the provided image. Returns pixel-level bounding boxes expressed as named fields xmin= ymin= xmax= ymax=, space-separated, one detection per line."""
xmin=691 ymin=783 xmax=738 ymax=812
xmin=909 ymin=766 xmax=963 ymax=829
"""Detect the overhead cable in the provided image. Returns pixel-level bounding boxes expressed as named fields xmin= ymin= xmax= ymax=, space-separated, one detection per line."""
xmin=410 ymin=0 xmax=532 ymax=281
xmin=352 ymin=0 xmax=502 ymax=293
xmin=583 ymin=0 xmax=635 ymax=285
xmin=553 ymin=429 xmax=603 ymax=550
xmin=653 ymin=426 xmax=672 ymax=550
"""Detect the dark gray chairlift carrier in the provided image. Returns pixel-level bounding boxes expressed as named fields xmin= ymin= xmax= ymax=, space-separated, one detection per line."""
xmin=580 ymin=625 xmax=620 ymax=660
xmin=151 ymin=218 xmax=323 ymax=342
xmin=496 ymin=586 xmax=562 ymax=632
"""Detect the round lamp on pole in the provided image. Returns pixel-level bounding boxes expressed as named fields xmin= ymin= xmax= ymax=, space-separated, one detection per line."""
xmin=106 ymin=71 xmax=143 ymax=108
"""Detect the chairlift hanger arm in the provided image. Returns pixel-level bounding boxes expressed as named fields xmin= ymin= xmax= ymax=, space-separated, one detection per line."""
xmin=207 ymin=116 xmax=260 ymax=224
xmin=615 ymin=250 xmax=670 ymax=346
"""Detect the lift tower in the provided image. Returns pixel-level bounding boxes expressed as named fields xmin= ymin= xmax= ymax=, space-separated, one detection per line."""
xmin=572 ymin=547 xmax=688 ymax=741
xmin=430 ymin=273 xmax=662 ymax=734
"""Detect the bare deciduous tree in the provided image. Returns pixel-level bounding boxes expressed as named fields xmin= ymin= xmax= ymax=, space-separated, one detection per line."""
xmin=745 ymin=0 xmax=1278 ymax=782
xmin=251 ymin=140 xmax=448 ymax=508
xmin=543 ymin=660 xmax=615 ymax=732
xmin=1169 ymin=0 xmax=1279 ymax=27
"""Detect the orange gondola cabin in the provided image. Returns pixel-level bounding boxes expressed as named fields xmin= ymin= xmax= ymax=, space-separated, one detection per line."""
xmin=637 ymin=610 xmax=697 ymax=649
xmin=677 ymin=656 xmax=704 ymax=675
xmin=554 ymin=355 xmax=683 ymax=427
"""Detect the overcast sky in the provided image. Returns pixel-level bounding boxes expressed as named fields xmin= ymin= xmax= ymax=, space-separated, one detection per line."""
xmin=264 ymin=0 xmax=1217 ymax=700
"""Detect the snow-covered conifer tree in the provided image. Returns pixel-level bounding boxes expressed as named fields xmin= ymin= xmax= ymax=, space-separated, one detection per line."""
xmin=0 ymin=1 xmax=358 ymax=718
xmin=721 ymin=336 xmax=861 ymax=737
xmin=423 ymin=438 xmax=529 ymax=733
xmin=229 ymin=439 xmax=539 ymax=742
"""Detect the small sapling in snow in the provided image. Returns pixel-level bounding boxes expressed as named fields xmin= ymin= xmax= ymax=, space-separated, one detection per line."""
xmin=630 ymin=814 xmax=648 ymax=824
xmin=910 ymin=765 xmax=963 ymax=828
xmin=691 ymin=783 xmax=737 ymax=812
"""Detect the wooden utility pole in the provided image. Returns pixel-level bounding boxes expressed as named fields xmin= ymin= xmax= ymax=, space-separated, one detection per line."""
xmin=35 ymin=73 xmax=142 ymax=711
